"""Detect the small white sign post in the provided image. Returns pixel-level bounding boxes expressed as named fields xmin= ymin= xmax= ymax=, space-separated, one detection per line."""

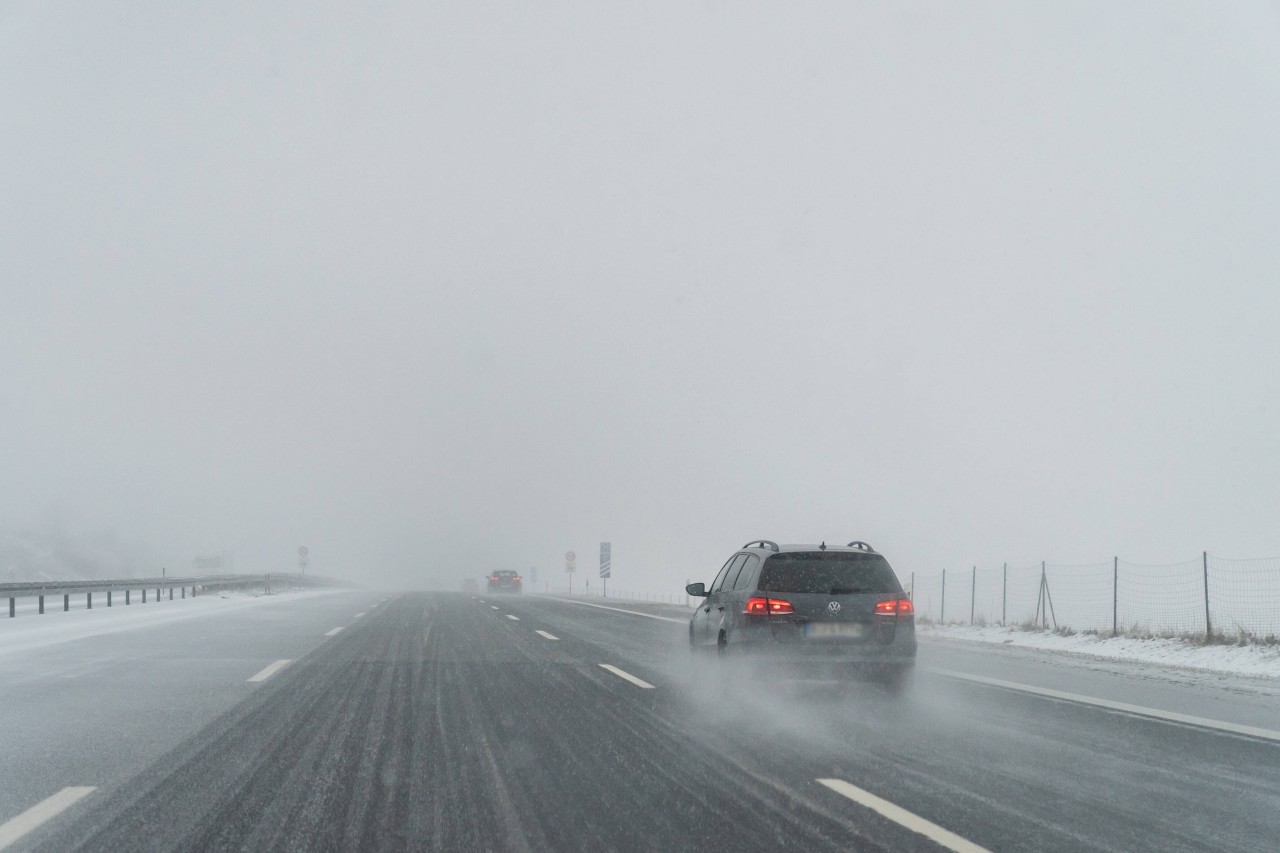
xmin=298 ymin=546 xmax=309 ymax=576
xmin=599 ymin=542 xmax=611 ymax=598
xmin=565 ymin=551 xmax=576 ymax=595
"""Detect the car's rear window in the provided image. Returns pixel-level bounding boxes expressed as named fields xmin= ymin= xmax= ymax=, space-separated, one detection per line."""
xmin=757 ymin=552 xmax=901 ymax=594
xmin=495 ymin=571 xmax=518 ymax=578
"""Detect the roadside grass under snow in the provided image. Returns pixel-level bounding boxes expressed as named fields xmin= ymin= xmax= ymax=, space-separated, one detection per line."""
xmin=918 ymin=621 xmax=1280 ymax=679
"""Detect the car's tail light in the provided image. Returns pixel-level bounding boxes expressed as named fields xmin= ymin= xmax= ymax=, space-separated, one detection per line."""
xmin=514 ymin=577 xmax=522 ymax=582
xmin=874 ymin=598 xmax=914 ymax=615
xmin=744 ymin=597 xmax=794 ymax=615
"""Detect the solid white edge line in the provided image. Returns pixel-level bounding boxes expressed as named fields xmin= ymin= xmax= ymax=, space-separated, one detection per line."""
xmin=506 ymin=614 xmax=520 ymax=621
xmin=599 ymin=664 xmax=655 ymax=689
xmin=932 ymin=669 xmax=1280 ymax=744
xmin=324 ymin=627 xmax=344 ymax=636
xmin=247 ymin=659 xmax=291 ymax=683
xmin=535 ymin=630 xmax=559 ymax=640
xmin=0 ymin=786 xmax=97 ymax=851
xmin=817 ymin=779 xmax=989 ymax=853
xmin=546 ymin=597 xmax=685 ymax=623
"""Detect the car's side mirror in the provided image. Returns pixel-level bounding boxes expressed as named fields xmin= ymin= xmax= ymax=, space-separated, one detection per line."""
xmin=685 ymin=582 xmax=707 ymax=597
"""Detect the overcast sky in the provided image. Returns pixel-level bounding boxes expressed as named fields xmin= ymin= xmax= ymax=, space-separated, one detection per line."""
xmin=2 ymin=2 xmax=1278 ymax=589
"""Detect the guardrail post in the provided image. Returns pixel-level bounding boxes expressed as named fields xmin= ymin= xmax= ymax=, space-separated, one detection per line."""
xmin=1203 ymin=550 xmax=1212 ymax=638
xmin=107 ymin=590 xmax=112 ymax=607
xmin=39 ymin=595 xmax=44 ymax=614
xmin=1112 ymin=556 xmax=1118 ymax=635
xmin=181 ymin=586 xmax=186 ymax=599
xmin=156 ymin=587 xmax=160 ymax=602
xmin=8 ymin=597 xmax=13 ymax=618
xmin=940 ymin=569 xmax=946 ymax=624
xmin=970 ymin=566 xmax=976 ymax=624
xmin=1002 ymin=563 xmax=1007 ymax=626
xmin=63 ymin=594 xmax=69 ymax=611
xmin=126 ymin=590 xmax=131 ymax=605
xmin=169 ymin=587 xmax=173 ymax=600
xmin=142 ymin=589 xmax=147 ymax=604
xmin=87 ymin=592 xmax=92 ymax=610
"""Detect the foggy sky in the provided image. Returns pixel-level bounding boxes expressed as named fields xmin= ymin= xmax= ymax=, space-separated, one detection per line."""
xmin=3 ymin=2 xmax=1278 ymax=590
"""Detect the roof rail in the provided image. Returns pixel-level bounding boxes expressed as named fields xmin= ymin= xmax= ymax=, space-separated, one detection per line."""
xmin=743 ymin=540 xmax=780 ymax=552
xmin=846 ymin=541 xmax=876 ymax=552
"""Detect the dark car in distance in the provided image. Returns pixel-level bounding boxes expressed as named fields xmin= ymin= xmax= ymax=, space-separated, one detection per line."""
xmin=686 ymin=540 xmax=916 ymax=690
xmin=487 ymin=570 xmax=523 ymax=594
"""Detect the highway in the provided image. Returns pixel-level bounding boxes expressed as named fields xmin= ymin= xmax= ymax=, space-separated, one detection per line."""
xmin=4 ymin=591 xmax=1280 ymax=851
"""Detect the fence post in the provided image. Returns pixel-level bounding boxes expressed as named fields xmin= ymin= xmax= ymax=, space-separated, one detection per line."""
xmin=8 ymin=598 xmax=12 ymax=618
xmin=39 ymin=595 xmax=44 ymax=615
xmin=1203 ymin=551 xmax=1212 ymax=638
xmin=63 ymin=594 xmax=69 ymax=611
xmin=126 ymin=590 xmax=131 ymax=605
xmin=970 ymin=566 xmax=976 ymax=624
xmin=1002 ymin=563 xmax=1007 ymax=626
xmin=87 ymin=592 xmax=92 ymax=610
xmin=1112 ymin=556 xmax=1118 ymax=635
xmin=107 ymin=591 xmax=112 ymax=607
xmin=941 ymin=569 xmax=947 ymax=624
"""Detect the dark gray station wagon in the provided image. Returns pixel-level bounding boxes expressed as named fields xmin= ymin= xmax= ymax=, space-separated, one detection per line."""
xmin=686 ymin=540 xmax=916 ymax=689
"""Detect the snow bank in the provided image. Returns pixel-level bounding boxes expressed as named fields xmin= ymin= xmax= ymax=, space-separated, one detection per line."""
xmin=918 ymin=623 xmax=1280 ymax=679
xmin=0 ymin=589 xmax=346 ymax=658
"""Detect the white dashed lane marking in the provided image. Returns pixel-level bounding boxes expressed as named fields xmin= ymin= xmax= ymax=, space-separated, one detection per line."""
xmin=0 ymin=786 xmax=97 ymax=851
xmin=817 ymin=778 xmax=990 ymax=853
xmin=598 ymin=664 xmax=655 ymax=689
xmin=247 ymin=660 xmax=291 ymax=683
xmin=535 ymin=630 xmax=559 ymax=640
xmin=325 ymin=627 xmax=344 ymax=636
xmin=506 ymin=615 xmax=520 ymax=621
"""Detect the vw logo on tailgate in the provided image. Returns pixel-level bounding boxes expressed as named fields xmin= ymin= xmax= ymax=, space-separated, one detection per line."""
xmin=827 ymin=601 xmax=841 ymax=613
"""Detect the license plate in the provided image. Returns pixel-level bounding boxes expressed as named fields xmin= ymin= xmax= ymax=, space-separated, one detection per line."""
xmin=805 ymin=622 xmax=865 ymax=638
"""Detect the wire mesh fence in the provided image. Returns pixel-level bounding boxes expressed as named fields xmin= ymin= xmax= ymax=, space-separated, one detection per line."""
xmin=910 ymin=553 xmax=1280 ymax=639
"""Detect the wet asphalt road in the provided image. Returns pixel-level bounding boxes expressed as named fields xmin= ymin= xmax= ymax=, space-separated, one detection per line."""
xmin=9 ymin=591 xmax=1280 ymax=851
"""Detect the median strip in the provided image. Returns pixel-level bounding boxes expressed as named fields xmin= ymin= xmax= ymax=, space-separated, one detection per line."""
xmin=0 ymin=786 xmax=97 ymax=851
xmin=817 ymin=779 xmax=989 ymax=853
xmin=599 ymin=664 xmax=655 ymax=689
xmin=247 ymin=660 xmax=291 ymax=683
xmin=932 ymin=669 xmax=1280 ymax=744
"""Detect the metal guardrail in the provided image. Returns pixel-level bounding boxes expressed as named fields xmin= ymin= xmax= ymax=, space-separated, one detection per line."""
xmin=2 ymin=573 xmax=335 ymax=617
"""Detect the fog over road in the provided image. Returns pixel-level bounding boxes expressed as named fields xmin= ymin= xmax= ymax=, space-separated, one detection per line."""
xmin=4 ymin=591 xmax=1279 ymax=852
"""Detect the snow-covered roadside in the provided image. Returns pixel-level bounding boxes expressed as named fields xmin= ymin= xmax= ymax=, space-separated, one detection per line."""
xmin=918 ymin=623 xmax=1280 ymax=680
xmin=0 ymin=588 xmax=348 ymax=658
